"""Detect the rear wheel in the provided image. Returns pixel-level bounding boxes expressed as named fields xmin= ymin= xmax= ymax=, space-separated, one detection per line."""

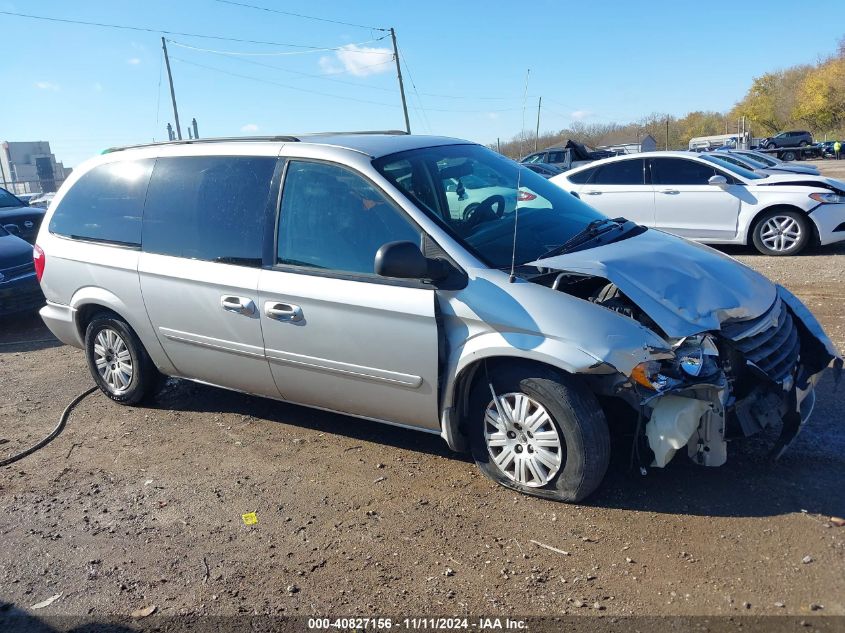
xmin=782 ymin=150 xmax=797 ymax=161
xmin=468 ymin=365 xmax=610 ymax=502
xmin=85 ymin=314 xmax=161 ymax=404
xmin=751 ymin=209 xmax=810 ymax=256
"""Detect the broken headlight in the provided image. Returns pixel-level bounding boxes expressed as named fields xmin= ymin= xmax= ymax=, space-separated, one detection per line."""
xmin=631 ymin=335 xmax=720 ymax=390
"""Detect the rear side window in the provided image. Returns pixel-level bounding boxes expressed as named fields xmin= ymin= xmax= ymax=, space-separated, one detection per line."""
xmin=566 ymin=166 xmax=597 ymax=184
xmin=650 ymin=158 xmax=718 ymax=185
xmin=592 ymin=159 xmax=645 ymax=185
xmin=49 ymin=160 xmax=154 ymax=245
xmin=142 ymin=156 xmax=276 ymax=266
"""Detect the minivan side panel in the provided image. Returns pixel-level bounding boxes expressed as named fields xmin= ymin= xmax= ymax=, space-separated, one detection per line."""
xmin=138 ymin=253 xmax=279 ymax=396
xmin=438 ymin=267 xmax=674 ymax=412
xmin=38 ymin=237 xmax=174 ymax=374
xmin=258 ymin=269 xmax=442 ymax=429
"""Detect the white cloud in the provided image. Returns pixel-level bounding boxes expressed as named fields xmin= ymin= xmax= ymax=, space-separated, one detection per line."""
xmin=241 ymin=123 xmax=259 ymax=133
xmin=34 ymin=81 xmax=60 ymax=91
xmin=319 ymin=44 xmax=393 ymax=77
xmin=127 ymin=58 xmax=141 ymax=65
xmin=570 ymin=110 xmax=593 ymax=121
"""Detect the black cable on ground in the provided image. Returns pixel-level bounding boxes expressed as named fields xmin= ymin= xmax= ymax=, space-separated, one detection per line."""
xmin=0 ymin=386 xmax=98 ymax=468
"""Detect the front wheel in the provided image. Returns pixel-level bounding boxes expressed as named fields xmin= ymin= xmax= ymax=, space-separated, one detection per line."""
xmin=85 ymin=314 xmax=161 ymax=404
xmin=751 ymin=209 xmax=811 ymax=256
xmin=782 ymin=150 xmax=797 ymax=161
xmin=468 ymin=366 xmax=610 ymax=502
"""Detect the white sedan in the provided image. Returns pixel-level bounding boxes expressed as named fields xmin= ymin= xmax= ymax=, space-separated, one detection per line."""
xmin=551 ymin=151 xmax=845 ymax=255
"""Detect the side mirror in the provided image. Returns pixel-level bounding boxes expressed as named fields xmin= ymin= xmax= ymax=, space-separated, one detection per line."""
xmin=374 ymin=241 xmax=449 ymax=281
xmin=708 ymin=175 xmax=728 ymax=186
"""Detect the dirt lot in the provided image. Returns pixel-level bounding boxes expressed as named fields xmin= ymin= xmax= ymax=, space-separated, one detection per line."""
xmin=1 ymin=160 xmax=844 ymax=626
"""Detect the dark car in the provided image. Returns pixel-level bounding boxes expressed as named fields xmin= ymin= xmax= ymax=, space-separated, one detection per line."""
xmin=523 ymin=162 xmax=563 ymax=178
xmin=520 ymin=140 xmax=616 ymax=171
xmin=0 ymin=187 xmax=46 ymax=244
xmin=760 ymin=130 xmax=813 ymax=149
xmin=818 ymin=141 xmax=843 ymax=157
xmin=0 ymin=224 xmax=43 ymax=316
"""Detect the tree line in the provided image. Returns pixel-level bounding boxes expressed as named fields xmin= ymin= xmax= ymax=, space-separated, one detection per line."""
xmin=494 ymin=37 xmax=845 ymax=159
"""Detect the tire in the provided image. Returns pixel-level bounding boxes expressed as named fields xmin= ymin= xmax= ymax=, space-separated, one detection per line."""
xmin=782 ymin=150 xmax=797 ymax=161
xmin=798 ymin=140 xmax=809 ymax=147
xmin=468 ymin=364 xmax=610 ymax=502
xmin=751 ymin=209 xmax=811 ymax=256
xmin=84 ymin=313 xmax=161 ymax=405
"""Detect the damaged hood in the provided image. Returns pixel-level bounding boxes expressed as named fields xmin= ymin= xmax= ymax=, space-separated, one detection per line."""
xmin=529 ymin=229 xmax=777 ymax=338
xmin=757 ymin=173 xmax=845 ymax=191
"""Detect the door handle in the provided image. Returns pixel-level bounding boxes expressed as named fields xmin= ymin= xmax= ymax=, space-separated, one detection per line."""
xmin=220 ymin=296 xmax=256 ymax=316
xmin=583 ymin=190 xmax=602 ymax=195
xmin=265 ymin=302 xmax=303 ymax=322
xmin=659 ymin=189 xmax=680 ymax=194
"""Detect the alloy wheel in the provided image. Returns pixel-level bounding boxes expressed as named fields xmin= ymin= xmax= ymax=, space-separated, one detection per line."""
xmin=760 ymin=215 xmax=802 ymax=252
xmin=93 ymin=328 xmax=133 ymax=394
xmin=484 ymin=392 xmax=563 ymax=487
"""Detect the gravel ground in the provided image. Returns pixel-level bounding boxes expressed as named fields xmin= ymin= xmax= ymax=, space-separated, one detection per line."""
xmin=1 ymin=161 xmax=843 ymax=627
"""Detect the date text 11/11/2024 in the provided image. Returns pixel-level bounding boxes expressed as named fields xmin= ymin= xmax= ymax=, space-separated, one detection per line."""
xmin=307 ymin=617 xmax=528 ymax=630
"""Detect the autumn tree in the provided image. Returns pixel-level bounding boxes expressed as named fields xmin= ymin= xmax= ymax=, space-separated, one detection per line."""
xmin=794 ymin=55 xmax=845 ymax=133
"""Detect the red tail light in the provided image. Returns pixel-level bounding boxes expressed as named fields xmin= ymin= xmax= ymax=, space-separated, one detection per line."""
xmin=33 ymin=244 xmax=45 ymax=282
xmin=517 ymin=190 xmax=537 ymax=202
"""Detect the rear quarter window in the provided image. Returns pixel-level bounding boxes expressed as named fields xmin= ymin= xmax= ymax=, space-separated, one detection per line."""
xmin=49 ymin=160 xmax=154 ymax=245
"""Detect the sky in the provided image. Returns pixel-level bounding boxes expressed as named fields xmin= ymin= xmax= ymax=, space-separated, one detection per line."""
xmin=2 ymin=0 xmax=845 ymax=168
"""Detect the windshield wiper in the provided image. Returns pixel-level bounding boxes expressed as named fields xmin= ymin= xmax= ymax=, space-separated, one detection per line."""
xmin=538 ymin=218 xmax=625 ymax=260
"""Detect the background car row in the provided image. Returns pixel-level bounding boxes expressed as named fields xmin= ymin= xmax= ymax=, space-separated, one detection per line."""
xmin=550 ymin=151 xmax=845 ymax=256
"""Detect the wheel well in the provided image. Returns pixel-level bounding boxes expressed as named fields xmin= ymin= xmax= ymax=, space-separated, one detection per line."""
xmin=747 ymin=205 xmax=811 ymax=245
xmin=75 ymin=304 xmax=122 ymax=340
xmin=452 ymin=357 xmax=571 ymax=437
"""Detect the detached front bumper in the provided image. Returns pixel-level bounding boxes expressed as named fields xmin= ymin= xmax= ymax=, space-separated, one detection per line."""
xmin=641 ymin=286 xmax=841 ymax=468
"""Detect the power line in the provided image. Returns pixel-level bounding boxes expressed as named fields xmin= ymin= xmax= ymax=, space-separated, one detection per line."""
xmin=0 ymin=9 xmax=380 ymax=49
xmin=170 ymin=56 xmax=402 ymax=108
xmin=165 ymin=36 xmax=390 ymax=57
xmin=396 ymin=44 xmax=433 ymax=134
xmin=212 ymin=0 xmax=387 ymax=32
xmin=173 ymin=47 xmax=397 ymax=91
xmin=171 ymin=56 xmax=525 ymax=114
xmin=169 ymin=38 xmax=530 ymax=103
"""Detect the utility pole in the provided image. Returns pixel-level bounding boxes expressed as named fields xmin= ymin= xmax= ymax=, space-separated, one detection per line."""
xmin=665 ymin=117 xmax=669 ymax=150
xmin=389 ymin=28 xmax=411 ymax=134
xmin=0 ymin=143 xmax=7 ymax=190
xmin=161 ymin=37 xmax=182 ymax=140
xmin=534 ymin=97 xmax=542 ymax=152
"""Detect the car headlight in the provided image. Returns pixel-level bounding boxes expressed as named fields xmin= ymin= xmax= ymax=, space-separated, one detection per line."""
xmin=630 ymin=335 xmax=719 ymax=390
xmin=809 ymin=192 xmax=845 ymax=204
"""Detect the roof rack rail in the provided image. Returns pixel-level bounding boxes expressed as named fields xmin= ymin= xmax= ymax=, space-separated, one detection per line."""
xmin=102 ymin=130 xmax=409 ymax=154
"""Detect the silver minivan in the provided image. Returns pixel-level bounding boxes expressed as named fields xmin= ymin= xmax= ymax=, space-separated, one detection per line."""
xmin=35 ymin=133 xmax=841 ymax=502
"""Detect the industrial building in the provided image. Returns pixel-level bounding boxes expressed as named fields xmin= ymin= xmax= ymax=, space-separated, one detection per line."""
xmin=0 ymin=140 xmax=71 ymax=195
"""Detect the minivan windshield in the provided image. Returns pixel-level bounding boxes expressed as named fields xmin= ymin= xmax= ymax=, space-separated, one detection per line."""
xmin=374 ymin=144 xmax=626 ymax=268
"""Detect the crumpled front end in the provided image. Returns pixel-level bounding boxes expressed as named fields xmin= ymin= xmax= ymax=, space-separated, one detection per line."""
xmin=637 ymin=285 xmax=842 ymax=468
